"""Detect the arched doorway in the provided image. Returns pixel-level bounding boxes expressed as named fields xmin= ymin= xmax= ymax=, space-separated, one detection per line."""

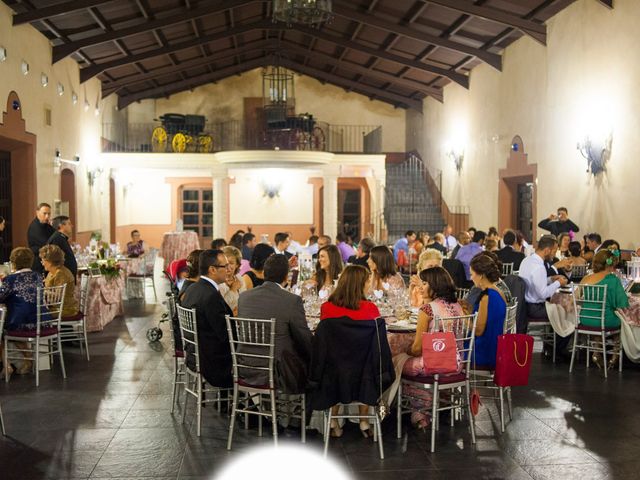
xmin=338 ymin=178 xmax=371 ymax=242
xmin=0 ymin=92 xmax=37 ymax=259
xmin=60 ymin=169 xmax=77 ymax=241
xmin=498 ymin=136 xmax=537 ymax=243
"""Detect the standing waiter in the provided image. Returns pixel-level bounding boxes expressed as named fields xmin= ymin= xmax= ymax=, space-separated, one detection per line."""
xmin=27 ymin=203 xmax=55 ymax=274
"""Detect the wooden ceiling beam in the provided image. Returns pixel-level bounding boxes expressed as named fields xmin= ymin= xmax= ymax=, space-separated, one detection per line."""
xmin=117 ymin=57 xmax=266 ymax=109
xmin=80 ymin=19 xmax=270 ymax=83
xmin=102 ymin=39 xmax=274 ymax=96
xmin=425 ymin=0 xmax=547 ymax=45
xmin=52 ymin=0 xmax=261 ymax=63
xmin=332 ymin=2 xmax=502 ymax=70
xmin=281 ymin=41 xmax=442 ymax=99
xmin=288 ymin=24 xmax=469 ymax=88
xmin=13 ymin=0 xmax=117 ymax=25
xmin=279 ymin=58 xmax=423 ymax=111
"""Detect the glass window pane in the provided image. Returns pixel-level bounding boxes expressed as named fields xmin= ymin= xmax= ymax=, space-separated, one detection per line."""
xmin=185 ymin=226 xmax=199 ymax=234
xmin=202 ymin=227 xmax=213 ymax=238
xmin=202 ymin=202 xmax=213 ymax=213
xmin=183 ymin=190 xmax=199 ymax=201
xmin=202 ymin=190 xmax=213 ymax=201
xmin=183 ymin=215 xmax=199 ymax=225
xmin=202 ymin=214 xmax=213 ymax=225
xmin=183 ymin=203 xmax=199 ymax=213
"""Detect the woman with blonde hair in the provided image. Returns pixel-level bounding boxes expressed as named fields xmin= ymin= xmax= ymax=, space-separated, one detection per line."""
xmin=219 ymin=245 xmax=246 ymax=314
xmin=409 ymin=248 xmax=443 ymax=306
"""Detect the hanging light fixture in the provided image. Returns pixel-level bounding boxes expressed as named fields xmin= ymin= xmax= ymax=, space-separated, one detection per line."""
xmin=272 ymin=0 xmax=333 ymax=26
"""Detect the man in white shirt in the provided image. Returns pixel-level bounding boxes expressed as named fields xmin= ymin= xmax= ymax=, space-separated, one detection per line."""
xmin=518 ymin=235 xmax=568 ymax=332
xmin=443 ymin=224 xmax=457 ymax=253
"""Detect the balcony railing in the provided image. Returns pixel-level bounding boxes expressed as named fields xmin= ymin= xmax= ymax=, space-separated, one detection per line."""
xmin=102 ymin=120 xmax=382 ymax=154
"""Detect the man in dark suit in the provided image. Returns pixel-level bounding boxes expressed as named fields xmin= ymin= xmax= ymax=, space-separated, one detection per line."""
xmin=274 ymin=232 xmax=293 ymax=260
xmin=181 ymin=249 xmax=234 ymax=388
xmin=27 ymin=203 xmax=55 ymax=273
xmin=496 ymin=230 xmax=525 ymax=272
xmin=347 ymin=237 xmax=375 ymax=269
xmin=237 ymin=255 xmax=312 ymax=393
xmin=46 ymin=215 xmax=77 ymax=278
xmin=429 ymin=233 xmax=448 ymax=255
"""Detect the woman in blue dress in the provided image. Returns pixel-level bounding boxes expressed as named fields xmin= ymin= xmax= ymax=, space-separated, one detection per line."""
xmin=469 ymin=254 xmax=507 ymax=368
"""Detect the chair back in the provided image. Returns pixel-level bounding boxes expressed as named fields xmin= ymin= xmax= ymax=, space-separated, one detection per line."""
xmin=79 ymin=274 xmax=91 ymax=314
xmin=225 ymin=316 xmax=276 ymax=389
xmin=572 ymin=283 xmax=607 ymax=329
xmin=177 ymin=305 xmax=199 ymax=372
xmin=144 ymin=248 xmax=158 ymax=276
xmin=0 ymin=306 xmax=6 ymax=333
xmin=436 ymin=313 xmax=478 ymax=377
xmin=571 ymin=264 xmax=589 ymax=279
xmin=455 ymin=288 xmax=469 ymax=300
xmin=502 ymin=262 xmax=514 ymax=276
xmin=504 ymin=302 xmax=518 ymax=334
xmin=38 ymin=285 xmax=66 ymax=334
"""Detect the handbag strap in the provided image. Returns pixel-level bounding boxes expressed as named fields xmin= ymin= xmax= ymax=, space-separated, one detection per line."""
xmin=373 ymin=317 xmax=384 ymax=398
xmin=513 ymin=339 xmax=529 ymax=367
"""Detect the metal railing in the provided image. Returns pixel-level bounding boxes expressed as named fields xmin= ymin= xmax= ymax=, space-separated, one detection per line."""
xmin=101 ymin=120 xmax=382 ymax=154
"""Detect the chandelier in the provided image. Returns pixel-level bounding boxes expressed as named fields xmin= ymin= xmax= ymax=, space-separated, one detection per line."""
xmin=272 ymin=0 xmax=333 ymax=26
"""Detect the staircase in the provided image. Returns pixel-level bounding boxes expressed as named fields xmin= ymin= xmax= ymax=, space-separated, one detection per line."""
xmin=384 ymin=153 xmax=446 ymax=241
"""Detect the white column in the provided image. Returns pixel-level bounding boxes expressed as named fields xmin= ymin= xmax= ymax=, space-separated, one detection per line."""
xmin=212 ymin=165 xmax=228 ymax=240
xmin=322 ymin=165 xmax=340 ymax=241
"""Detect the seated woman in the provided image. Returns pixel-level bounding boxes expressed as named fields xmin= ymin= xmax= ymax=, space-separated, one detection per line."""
xmin=126 ymin=230 xmax=145 ymax=258
xmin=178 ymin=249 xmax=203 ymax=302
xmin=469 ymin=255 xmax=507 ymax=368
xmin=402 ymin=266 xmax=463 ymax=428
xmin=409 ymin=248 xmax=443 ymax=307
xmin=568 ymin=241 xmax=587 ymax=265
xmin=367 ymin=245 xmax=405 ymax=295
xmin=319 ymin=265 xmax=382 ymax=438
xmin=39 ymin=244 xmax=79 ymax=318
xmin=0 ymin=247 xmax=44 ymax=375
xmin=555 ymin=233 xmax=571 ymax=260
xmin=306 ymin=244 xmax=343 ymax=296
xmin=579 ymin=248 xmax=629 ymax=368
xmin=242 ymin=243 xmax=274 ymax=290
xmin=219 ymin=245 xmax=246 ymax=315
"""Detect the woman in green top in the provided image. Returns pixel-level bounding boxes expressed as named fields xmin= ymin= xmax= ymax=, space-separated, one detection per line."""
xmin=579 ymin=248 xmax=628 ymax=368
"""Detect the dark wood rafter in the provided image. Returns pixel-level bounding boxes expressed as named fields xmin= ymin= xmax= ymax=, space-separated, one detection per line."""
xmin=12 ymin=0 xmax=116 ymax=25
xmin=280 ymin=41 xmax=442 ymax=99
xmin=332 ymin=2 xmax=503 ymax=70
xmin=52 ymin=0 xmax=261 ymax=63
xmin=80 ymin=19 xmax=271 ymax=82
xmin=425 ymin=0 xmax=547 ymax=45
xmin=117 ymin=57 xmax=268 ymax=109
xmin=102 ymin=39 xmax=274 ymax=96
xmin=279 ymin=58 xmax=424 ymax=111
xmin=596 ymin=0 xmax=613 ymax=7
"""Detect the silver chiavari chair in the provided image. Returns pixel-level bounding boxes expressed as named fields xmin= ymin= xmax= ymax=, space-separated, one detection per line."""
xmin=502 ymin=263 xmax=514 ymax=276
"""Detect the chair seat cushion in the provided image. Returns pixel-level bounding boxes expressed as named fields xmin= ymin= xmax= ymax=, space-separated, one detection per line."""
xmin=237 ymin=378 xmax=271 ymax=390
xmin=62 ymin=312 xmax=84 ymax=322
xmin=6 ymin=326 xmax=59 ymax=338
xmin=402 ymin=371 xmax=467 ymax=385
xmin=577 ymin=324 xmax=620 ymax=332
xmin=175 ymin=349 xmax=184 ymax=358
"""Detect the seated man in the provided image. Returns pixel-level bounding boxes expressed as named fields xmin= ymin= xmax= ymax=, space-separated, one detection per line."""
xmin=47 ymin=215 xmax=78 ymax=279
xmin=518 ymin=235 xmax=568 ymax=345
xmin=274 ymin=232 xmax=293 ymax=259
xmin=348 ymin=237 xmax=375 ymax=269
xmin=496 ymin=229 xmax=525 ymax=272
xmin=455 ymin=230 xmax=486 ymax=281
xmin=429 ymin=233 xmax=448 ymax=255
xmin=237 ymin=255 xmax=312 ymax=393
xmin=181 ymin=249 xmax=234 ymax=388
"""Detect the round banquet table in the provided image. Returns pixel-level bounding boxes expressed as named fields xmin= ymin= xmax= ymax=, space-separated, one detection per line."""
xmin=160 ymin=231 xmax=200 ymax=268
xmin=75 ymin=272 xmax=125 ymax=332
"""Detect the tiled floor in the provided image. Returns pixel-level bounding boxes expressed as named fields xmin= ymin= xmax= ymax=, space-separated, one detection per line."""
xmin=1 ymin=295 xmax=640 ymax=479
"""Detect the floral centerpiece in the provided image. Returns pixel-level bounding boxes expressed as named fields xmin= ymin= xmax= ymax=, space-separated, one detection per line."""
xmin=88 ymin=258 xmax=122 ymax=281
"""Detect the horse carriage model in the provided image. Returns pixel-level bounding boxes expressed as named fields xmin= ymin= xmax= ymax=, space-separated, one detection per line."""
xmin=262 ymin=106 xmax=326 ymax=151
xmin=151 ymin=113 xmax=213 ymax=153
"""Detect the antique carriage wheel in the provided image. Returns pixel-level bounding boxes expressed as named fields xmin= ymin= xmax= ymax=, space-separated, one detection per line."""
xmin=151 ymin=126 xmax=168 ymax=152
xmin=312 ymin=126 xmax=326 ymax=151
xmin=198 ymin=134 xmax=213 ymax=153
xmin=172 ymin=132 xmax=190 ymax=153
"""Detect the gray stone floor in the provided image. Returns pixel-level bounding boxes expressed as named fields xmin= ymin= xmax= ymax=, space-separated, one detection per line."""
xmin=1 ymin=295 xmax=640 ymax=479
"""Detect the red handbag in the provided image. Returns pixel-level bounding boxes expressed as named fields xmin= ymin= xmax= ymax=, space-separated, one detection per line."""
xmin=493 ymin=334 xmax=534 ymax=387
xmin=422 ymin=332 xmax=460 ymax=375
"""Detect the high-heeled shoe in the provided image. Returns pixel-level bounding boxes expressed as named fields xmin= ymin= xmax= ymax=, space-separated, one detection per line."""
xmin=591 ymin=353 xmax=603 ymax=369
xmin=359 ymin=420 xmax=373 ymax=438
xmin=0 ymin=364 xmax=14 ymax=380
xmin=607 ymin=354 xmax=619 ymax=370
xmin=329 ymin=420 xmax=343 ymax=438
xmin=17 ymin=361 xmax=32 ymax=375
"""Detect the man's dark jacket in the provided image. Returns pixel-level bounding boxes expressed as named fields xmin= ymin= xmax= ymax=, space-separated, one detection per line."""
xmin=27 ymin=218 xmax=55 ymax=273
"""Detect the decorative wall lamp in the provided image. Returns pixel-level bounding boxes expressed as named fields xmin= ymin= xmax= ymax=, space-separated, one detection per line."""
xmin=447 ymin=148 xmax=465 ymax=173
xmin=54 ymin=149 xmax=80 ymax=173
xmin=577 ymin=134 xmax=612 ymax=175
xmin=87 ymin=166 xmax=103 ymax=187
xmin=261 ymin=178 xmax=281 ymax=199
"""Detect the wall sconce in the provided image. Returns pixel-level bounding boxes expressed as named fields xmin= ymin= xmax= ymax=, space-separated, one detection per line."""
xmin=54 ymin=149 xmax=80 ymax=173
xmin=447 ymin=149 xmax=464 ymax=173
xmin=87 ymin=166 xmax=103 ymax=187
xmin=261 ymin=178 xmax=281 ymax=198
xmin=577 ymin=134 xmax=612 ymax=175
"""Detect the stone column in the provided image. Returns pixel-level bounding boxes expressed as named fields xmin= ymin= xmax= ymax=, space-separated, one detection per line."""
xmin=322 ymin=165 xmax=340 ymax=241
xmin=212 ymin=165 xmax=228 ymax=240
